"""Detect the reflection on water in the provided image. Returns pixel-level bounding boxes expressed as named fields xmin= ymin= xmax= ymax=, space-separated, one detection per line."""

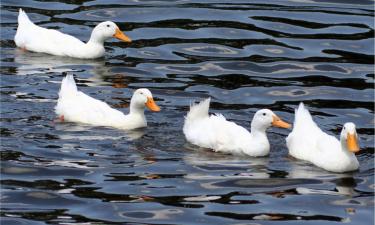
xmin=13 ymin=50 xmax=113 ymax=86
xmin=0 ymin=0 xmax=374 ymax=224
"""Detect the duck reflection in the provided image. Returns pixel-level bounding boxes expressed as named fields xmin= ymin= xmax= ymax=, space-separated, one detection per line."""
xmin=13 ymin=49 xmax=115 ymax=86
xmin=287 ymin=160 xmax=358 ymax=196
xmin=55 ymin=123 xmax=146 ymax=141
xmin=183 ymin=147 xmax=271 ymax=180
xmin=14 ymin=49 xmax=100 ymax=72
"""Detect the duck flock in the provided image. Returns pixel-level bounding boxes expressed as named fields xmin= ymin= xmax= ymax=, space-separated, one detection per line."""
xmin=15 ymin=9 xmax=361 ymax=173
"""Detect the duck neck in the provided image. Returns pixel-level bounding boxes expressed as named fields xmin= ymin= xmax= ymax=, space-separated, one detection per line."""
xmin=250 ymin=123 xmax=269 ymax=144
xmin=250 ymin=121 xmax=268 ymax=135
xmin=87 ymin=30 xmax=106 ymax=46
xmin=251 ymin=127 xmax=268 ymax=139
xmin=129 ymin=101 xmax=145 ymax=117
xmin=245 ymin=124 xmax=270 ymax=156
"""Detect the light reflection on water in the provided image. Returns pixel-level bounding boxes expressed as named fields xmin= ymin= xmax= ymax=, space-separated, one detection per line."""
xmin=0 ymin=0 xmax=374 ymax=224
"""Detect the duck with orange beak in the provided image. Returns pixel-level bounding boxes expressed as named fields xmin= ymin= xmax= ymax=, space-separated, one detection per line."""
xmin=15 ymin=9 xmax=131 ymax=59
xmin=55 ymin=74 xmax=160 ymax=130
xmin=286 ymin=103 xmax=360 ymax=172
xmin=183 ymin=98 xmax=291 ymax=157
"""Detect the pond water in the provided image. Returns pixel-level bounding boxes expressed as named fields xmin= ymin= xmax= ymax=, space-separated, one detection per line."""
xmin=1 ymin=0 xmax=374 ymax=224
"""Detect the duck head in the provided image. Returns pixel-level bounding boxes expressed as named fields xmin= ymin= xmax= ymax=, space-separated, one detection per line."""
xmin=130 ymin=88 xmax=160 ymax=113
xmin=251 ymin=109 xmax=291 ymax=132
xmin=341 ymin=122 xmax=360 ymax=153
xmin=90 ymin=21 xmax=131 ymax=44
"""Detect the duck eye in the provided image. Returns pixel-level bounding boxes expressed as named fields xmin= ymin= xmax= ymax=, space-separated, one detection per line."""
xmin=106 ymin=24 xmax=110 ymax=28
xmin=262 ymin=113 xmax=266 ymax=116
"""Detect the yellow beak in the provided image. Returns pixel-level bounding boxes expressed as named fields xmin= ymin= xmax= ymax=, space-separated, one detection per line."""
xmin=272 ymin=115 xmax=291 ymax=129
xmin=145 ymin=97 xmax=160 ymax=112
xmin=113 ymin=28 xmax=131 ymax=43
xmin=347 ymin=133 xmax=360 ymax=153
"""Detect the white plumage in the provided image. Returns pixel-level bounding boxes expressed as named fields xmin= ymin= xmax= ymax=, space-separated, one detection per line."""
xmin=286 ymin=103 xmax=360 ymax=172
xmin=55 ymin=74 xmax=160 ymax=130
xmin=14 ymin=9 xmax=131 ymax=59
xmin=183 ymin=98 xmax=291 ymax=156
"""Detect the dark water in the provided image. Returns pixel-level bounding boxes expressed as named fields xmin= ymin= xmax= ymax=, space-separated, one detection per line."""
xmin=1 ymin=0 xmax=374 ymax=224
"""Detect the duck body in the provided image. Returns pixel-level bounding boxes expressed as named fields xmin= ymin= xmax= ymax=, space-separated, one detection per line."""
xmin=55 ymin=75 xmax=160 ymax=130
xmin=15 ymin=9 xmax=131 ymax=59
xmin=286 ymin=103 xmax=359 ymax=172
xmin=183 ymin=98 xmax=290 ymax=157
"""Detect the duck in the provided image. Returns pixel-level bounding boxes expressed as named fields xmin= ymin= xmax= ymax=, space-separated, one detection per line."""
xmin=183 ymin=98 xmax=291 ymax=156
xmin=14 ymin=9 xmax=131 ymax=59
xmin=286 ymin=103 xmax=360 ymax=173
xmin=55 ymin=74 xmax=160 ymax=129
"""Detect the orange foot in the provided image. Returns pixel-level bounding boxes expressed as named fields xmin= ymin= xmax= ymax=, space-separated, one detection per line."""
xmin=20 ymin=46 xmax=27 ymax=52
xmin=60 ymin=115 xmax=64 ymax=122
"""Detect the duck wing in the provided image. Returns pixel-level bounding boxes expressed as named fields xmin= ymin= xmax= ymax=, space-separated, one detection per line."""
xmin=15 ymin=9 xmax=85 ymax=55
xmin=55 ymin=75 xmax=125 ymax=126
xmin=286 ymin=103 xmax=333 ymax=160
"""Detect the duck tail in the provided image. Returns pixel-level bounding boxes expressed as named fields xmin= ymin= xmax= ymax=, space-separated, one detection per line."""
xmin=59 ymin=74 xmax=78 ymax=98
xmin=18 ymin=8 xmax=32 ymax=25
xmin=294 ymin=102 xmax=314 ymax=127
xmin=186 ymin=98 xmax=211 ymax=122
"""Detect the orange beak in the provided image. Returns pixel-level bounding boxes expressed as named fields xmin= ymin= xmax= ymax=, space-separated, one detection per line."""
xmin=347 ymin=133 xmax=360 ymax=153
xmin=272 ymin=115 xmax=291 ymax=129
xmin=145 ymin=97 xmax=160 ymax=112
xmin=113 ymin=28 xmax=131 ymax=43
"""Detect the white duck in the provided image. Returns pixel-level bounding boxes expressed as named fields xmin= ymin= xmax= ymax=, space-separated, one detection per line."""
xmin=183 ymin=98 xmax=291 ymax=156
xmin=286 ymin=103 xmax=360 ymax=173
xmin=55 ymin=74 xmax=160 ymax=129
xmin=14 ymin=9 xmax=131 ymax=59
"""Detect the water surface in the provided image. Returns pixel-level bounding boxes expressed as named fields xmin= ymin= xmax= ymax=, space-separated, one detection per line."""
xmin=1 ymin=0 xmax=374 ymax=224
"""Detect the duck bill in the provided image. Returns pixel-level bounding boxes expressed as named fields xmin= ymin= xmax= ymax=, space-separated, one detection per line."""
xmin=347 ymin=133 xmax=360 ymax=153
xmin=113 ymin=28 xmax=131 ymax=42
xmin=145 ymin=97 xmax=160 ymax=112
xmin=272 ymin=115 xmax=291 ymax=128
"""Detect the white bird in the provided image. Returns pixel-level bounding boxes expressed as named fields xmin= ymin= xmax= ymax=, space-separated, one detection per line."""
xmin=14 ymin=9 xmax=131 ymax=59
xmin=55 ymin=74 xmax=160 ymax=129
xmin=183 ymin=98 xmax=291 ymax=156
xmin=286 ymin=103 xmax=360 ymax=173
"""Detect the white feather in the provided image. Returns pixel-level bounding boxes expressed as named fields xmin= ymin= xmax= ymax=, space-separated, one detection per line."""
xmin=286 ymin=103 xmax=359 ymax=172
xmin=55 ymin=74 xmax=157 ymax=130
xmin=183 ymin=98 xmax=286 ymax=156
xmin=14 ymin=9 xmax=130 ymax=59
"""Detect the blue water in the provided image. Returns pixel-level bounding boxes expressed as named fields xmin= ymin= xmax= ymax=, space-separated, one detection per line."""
xmin=1 ymin=0 xmax=374 ymax=224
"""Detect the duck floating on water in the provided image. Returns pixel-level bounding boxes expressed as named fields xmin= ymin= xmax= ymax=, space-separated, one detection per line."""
xmin=286 ymin=103 xmax=360 ymax=173
xmin=14 ymin=9 xmax=131 ymax=59
xmin=183 ymin=98 xmax=291 ymax=156
xmin=55 ymin=74 xmax=160 ymax=129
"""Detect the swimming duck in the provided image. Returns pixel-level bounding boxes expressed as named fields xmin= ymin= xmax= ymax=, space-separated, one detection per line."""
xmin=286 ymin=103 xmax=360 ymax=173
xmin=14 ymin=9 xmax=131 ymax=59
xmin=55 ymin=74 xmax=160 ymax=129
xmin=183 ymin=98 xmax=291 ymax=156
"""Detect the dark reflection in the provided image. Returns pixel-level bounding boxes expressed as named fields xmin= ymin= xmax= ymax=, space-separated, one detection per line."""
xmin=332 ymin=177 xmax=358 ymax=196
xmin=106 ymin=173 xmax=185 ymax=181
xmin=0 ymin=0 xmax=374 ymax=224
xmin=311 ymin=0 xmax=373 ymax=5
xmin=0 ymin=209 xmax=114 ymax=225
xmin=333 ymin=177 xmax=358 ymax=188
xmin=1 ymin=179 xmax=92 ymax=190
xmin=0 ymin=128 xmax=14 ymax=137
xmin=71 ymin=187 xmax=138 ymax=202
xmin=212 ymin=178 xmax=321 ymax=189
xmin=252 ymin=16 xmax=371 ymax=29
xmin=0 ymin=150 xmax=24 ymax=161
xmin=323 ymin=49 xmax=374 ymax=64
xmin=206 ymin=211 xmax=343 ymax=221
